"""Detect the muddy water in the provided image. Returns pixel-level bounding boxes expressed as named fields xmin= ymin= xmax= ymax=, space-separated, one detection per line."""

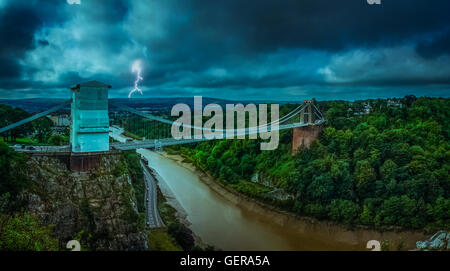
xmin=137 ymin=149 xmax=388 ymax=250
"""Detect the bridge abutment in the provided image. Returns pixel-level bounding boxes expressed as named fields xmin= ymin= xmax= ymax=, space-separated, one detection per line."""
xmin=27 ymin=150 xmax=122 ymax=172
xmin=292 ymin=124 xmax=323 ymax=154
xmin=291 ymin=99 xmax=324 ymax=154
xmin=69 ymin=150 xmax=122 ymax=172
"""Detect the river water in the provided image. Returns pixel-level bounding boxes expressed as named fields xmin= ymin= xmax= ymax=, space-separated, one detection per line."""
xmin=136 ymin=149 xmax=365 ymax=251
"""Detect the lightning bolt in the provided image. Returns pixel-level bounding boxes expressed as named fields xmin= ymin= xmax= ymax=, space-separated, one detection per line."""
xmin=128 ymin=60 xmax=143 ymax=98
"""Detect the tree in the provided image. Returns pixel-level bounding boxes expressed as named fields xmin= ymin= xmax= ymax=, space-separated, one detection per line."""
xmin=33 ymin=117 xmax=52 ymax=143
xmin=379 ymin=195 xmax=426 ymax=229
xmin=167 ymin=223 xmax=195 ymax=251
xmin=48 ymin=135 xmax=67 ymax=146
xmin=219 ymin=165 xmax=238 ymax=184
xmin=194 ymin=151 xmax=208 ymax=168
xmin=0 ymin=105 xmax=31 ymax=142
xmin=328 ymin=199 xmax=360 ymax=224
xmin=306 ymin=174 xmax=335 ymax=204
xmin=0 ymin=142 xmax=29 ymax=210
xmin=360 ymin=205 xmax=373 ymax=225
xmin=239 ymin=154 xmax=255 ymax=178
xmin=380 ymin=159 xmax=398 ymax=181
xmin=354 ymin=160 xmax=376 ymax=197
xmin=0 ymin=213 xmax=58 ymax=251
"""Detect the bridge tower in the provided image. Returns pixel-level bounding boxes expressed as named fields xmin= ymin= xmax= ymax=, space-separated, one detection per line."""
xmin=292 ymin=99 xmax=323 ymax=154
xmin=70 ymin=81 xmax=111 ymax=153
xmin=69 ymin=81 xmax=112 ymax=172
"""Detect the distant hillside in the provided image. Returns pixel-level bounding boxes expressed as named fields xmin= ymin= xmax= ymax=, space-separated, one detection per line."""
xmin=0 ymin=99 xmax=68 ymax=113
xmin=0 ymin=97 xmax=288 ymax=113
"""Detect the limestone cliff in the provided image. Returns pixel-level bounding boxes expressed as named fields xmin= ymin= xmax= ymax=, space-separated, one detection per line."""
xmin=23 ymin=153 xmax=148 ymax=251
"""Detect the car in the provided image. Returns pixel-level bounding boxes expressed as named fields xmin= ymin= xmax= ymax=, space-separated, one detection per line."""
xmin=146 ymin=222 xmax=150 ymax=227
xmin=26 ymin=146 xmax=36 ymax=150
xmin=146 ymin=198 xmax=149 ymax=202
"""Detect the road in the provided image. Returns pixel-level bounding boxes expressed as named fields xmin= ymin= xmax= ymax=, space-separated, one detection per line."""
xmin=111 ymin=126 xmax=164 ymax=228
xmin=140 ymin=159 xmax=165 ymax=228
xmin=109 ymin=126 xmax=128 ymax=143
xmin=12 ymin=144 xmax=70 ymax=153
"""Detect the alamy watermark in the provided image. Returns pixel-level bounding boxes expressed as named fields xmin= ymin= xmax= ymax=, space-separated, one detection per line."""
xmin=367 ymin=0 xmax=381 ymax=5
xmin=67 ymin=0 xmax=81 ymax=4
xmin=367 ymin=240 xmax=381 ymax=251
xmin=67 ymin=240 xmax=81 ymax=251
xmin=171 ymin=96 xmax=280 ymax=150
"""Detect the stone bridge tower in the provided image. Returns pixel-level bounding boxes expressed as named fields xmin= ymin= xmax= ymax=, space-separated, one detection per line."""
xmin=292 ymin=100 xmax=324 ymax=154
xmin=70 ymin=80 xmax=111 ymax=152
xmin=70 ymin=81 xmax=112 ymax=171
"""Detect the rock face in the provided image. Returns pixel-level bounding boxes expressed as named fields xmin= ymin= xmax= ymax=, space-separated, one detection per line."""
xmin=250 ymin=172 xmax=294 ymax=201
xmin=24 ymin=153 xmax=148 ymax=251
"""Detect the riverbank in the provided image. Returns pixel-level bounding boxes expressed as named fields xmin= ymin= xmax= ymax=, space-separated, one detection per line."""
xmin=159 ymin=151 xmax=428 ymax=250
xmin=145 ymin=161 xmax=211 ymax=250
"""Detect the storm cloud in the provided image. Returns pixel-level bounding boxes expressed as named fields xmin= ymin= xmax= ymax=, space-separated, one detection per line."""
xmin=0 ymin=0 xmax=449 ymax=100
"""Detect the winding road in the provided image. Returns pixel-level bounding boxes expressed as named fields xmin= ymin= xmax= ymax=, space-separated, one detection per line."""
xmin=110 ymin=126 xmax=164 ymax=228
xmin=141 ymin=159 xmax=165 ymax=228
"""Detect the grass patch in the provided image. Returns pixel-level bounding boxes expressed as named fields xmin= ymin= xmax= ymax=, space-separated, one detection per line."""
xmin=1 ymin=137 xmax=40 ymax=145
xmin=148 ymin=229 xmax=182 ymax=251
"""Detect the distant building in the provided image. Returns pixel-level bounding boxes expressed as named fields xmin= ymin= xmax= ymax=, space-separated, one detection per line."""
xmin=387 ymin=99 xmax=403 ymax=108
xmin=48 ymin=114 xmax=70 ymax=127
xmin=352 ymin=102 xmax=371 ymax=116
xmin=70 ymin=81 xmax=111 ymax=152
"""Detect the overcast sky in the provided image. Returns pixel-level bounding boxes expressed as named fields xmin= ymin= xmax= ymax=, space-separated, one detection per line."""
xmin=0 ymin=0 xmax=449 ymax=100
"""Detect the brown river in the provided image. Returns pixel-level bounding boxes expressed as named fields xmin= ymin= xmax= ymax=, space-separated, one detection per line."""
xmin=136 ymin=149 xmax=425 ymax=251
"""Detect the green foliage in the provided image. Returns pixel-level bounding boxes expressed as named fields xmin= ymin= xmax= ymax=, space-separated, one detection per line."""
xmin=167 ymin=223 xmax=195 ymax=251
xmin=32 ymin=117 xmax=53 ymax=143
xmin=157 ymin=188 xmax=197 ymax=251
xmin=148 ymin=229 xmax=182 ymax=251
xmin=329 ymin=199 xmax=360 ymax=224
xmin=174 ymin=97 xmax=450 ymax=231
xmin=0 ymin=105 xmax=32 ymax=142
xmin=0 ymin=142 xmax=29 ymax=211
xmin=360 ymin=205 xmax=373 ymax=225
xmin=0 ymin=213 xmax=58 ymax=251
xmin=47 ymin=135 xmax=68 ymax=146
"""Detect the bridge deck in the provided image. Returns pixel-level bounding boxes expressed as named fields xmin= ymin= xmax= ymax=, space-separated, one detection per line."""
xmin=110 ymin=121 xmax=324 ymax=150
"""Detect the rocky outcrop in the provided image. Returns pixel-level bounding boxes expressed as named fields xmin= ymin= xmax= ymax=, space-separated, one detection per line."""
xmin=251 ymin=172 xmax=294 ymax=201
xmin=23 ymin=153 xmax=148 ymax=251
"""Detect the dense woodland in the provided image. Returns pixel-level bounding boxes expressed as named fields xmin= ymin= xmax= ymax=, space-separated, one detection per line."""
xmin=0 ymin=104 xmax=68 ymax=145
xmin=170 ymin=96 xmax=449 ymax=232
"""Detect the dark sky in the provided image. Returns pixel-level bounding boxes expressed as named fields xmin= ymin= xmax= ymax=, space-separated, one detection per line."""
xmin=0 ymin=0 xmax=449 ymax=100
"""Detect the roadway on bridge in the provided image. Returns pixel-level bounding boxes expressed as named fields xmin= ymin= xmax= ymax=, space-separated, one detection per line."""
xmin=141 ymin=159 xmax=165 ymax=228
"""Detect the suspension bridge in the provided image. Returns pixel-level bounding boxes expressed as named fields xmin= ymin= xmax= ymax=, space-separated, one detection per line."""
xmin=0 ymin=81 xmax=325 ymax=154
